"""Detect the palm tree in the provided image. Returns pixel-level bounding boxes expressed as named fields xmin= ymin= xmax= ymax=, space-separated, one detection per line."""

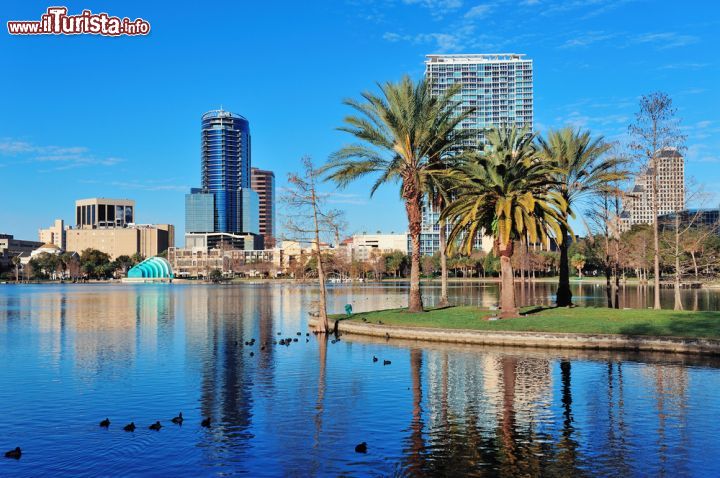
xmin=536 ymin=128 xmax=622 ymax=307
xmin=323 ymin=75 xmax=475 ymax=312
xmin=442 ymin=127 xmax=568 ymax=318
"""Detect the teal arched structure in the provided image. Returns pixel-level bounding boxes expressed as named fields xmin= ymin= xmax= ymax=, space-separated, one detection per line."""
xmin=127 ymin=256 xmax=174 ymax=280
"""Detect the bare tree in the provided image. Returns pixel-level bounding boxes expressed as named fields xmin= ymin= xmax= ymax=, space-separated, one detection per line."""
xmin=628 ymin=92 xmax=686 ymax=310
xmin=281 ymin=156 xmax=346 ymax=333
xmin=660 ymin=180 xmax=719 ymax=310
xmin=11 ymin=254 xmax=21 ymax=283
xmin=587 ymin=144 xmax=630 ymax=308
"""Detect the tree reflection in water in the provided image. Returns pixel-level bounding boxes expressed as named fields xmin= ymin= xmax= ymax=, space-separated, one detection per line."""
xmin=398 ymin=354 xmax=588 ymax=477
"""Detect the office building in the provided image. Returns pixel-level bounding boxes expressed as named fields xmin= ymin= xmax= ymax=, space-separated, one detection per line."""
xmin=75 ymin=198 xmax=135 ymax=229
xmin=251 ymin=167 xmax=276 ymax=248
xmin=425 ymin=53 xmax=533 ymax=146
xmin=39 ymin=219 xmax=65 ymax=250
xmin=621 ymin=148 xmax=685 ymax=231
xmin=185 ymin=109 xmax=260 ymax=248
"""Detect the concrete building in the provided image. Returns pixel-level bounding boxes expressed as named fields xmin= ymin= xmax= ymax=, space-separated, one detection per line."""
xmin=75 ymin=198 xmax=135 ymax=229
xmin=251 ymin=167 xmax=276 ymax=248
xmin=65 ymin=224 xmax=174 ymax=260
xmin=0 ymin=234 xmax=43 ymax=271
xmin=425 ymin=53 xmax=533 ymax=146
xmin=621 ymin=147 xmax=685 ymax=231
xmin=342 ymin=233 xmax=408 ymax=261
xmin=39 ymin=219 xmax=65 ymax=250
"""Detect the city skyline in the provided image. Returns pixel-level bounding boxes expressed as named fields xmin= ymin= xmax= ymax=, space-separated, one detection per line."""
xmin=2 ymin=1 xmax=719 ymax=241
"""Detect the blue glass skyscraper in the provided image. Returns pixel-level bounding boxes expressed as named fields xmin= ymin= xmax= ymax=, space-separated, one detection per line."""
xmin=186 ymin=109 xmax=259 ymax=240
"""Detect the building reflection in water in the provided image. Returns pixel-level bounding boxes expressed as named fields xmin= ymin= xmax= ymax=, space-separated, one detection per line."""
xmin=1 ymin=283 xmax=719 ymax=476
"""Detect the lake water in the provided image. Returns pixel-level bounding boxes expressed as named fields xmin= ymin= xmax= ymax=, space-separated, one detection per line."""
xmin=1 ymin=281 xmax=720 ymax=477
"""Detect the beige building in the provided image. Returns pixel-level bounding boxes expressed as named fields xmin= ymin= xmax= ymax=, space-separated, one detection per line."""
xmin=65 ymin=224 xmax=174 ymax=260
xmin=39 ymin=219 xmax=66 ymax=250
xmin=622 ymin=148 xmax=685 ymax=231
xmin=340 ymin=233 xmax=409 ymax=261
xmin=168 ymin=247 xmax=280 ymax=278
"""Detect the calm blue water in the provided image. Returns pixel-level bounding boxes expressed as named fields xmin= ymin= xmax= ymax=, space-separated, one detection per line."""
xmin=1 ymin=282 xmax=720 ymax=477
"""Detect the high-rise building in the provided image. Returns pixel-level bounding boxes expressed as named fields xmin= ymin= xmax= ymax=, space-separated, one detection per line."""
xmin=251 ymin=167 xmax=276 ymax=248
xmin=185 ymin=109 xmax=260 ymax=249
xmin=621 ymin=147 xmax=685 ymax=231
xmin=425 ymin=53 xmax=534 ymax=146
xmin=417 ymin=54 xmax=533 ymax=255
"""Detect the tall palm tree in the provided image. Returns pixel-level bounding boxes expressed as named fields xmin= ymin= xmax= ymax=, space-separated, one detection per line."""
xmin=323 ymin=75 xmax=475 ymax=312
xmin=536 ymin=128 xmax=622 ymax=307
xmin=442 ymin=127 xmax=568 ymax=318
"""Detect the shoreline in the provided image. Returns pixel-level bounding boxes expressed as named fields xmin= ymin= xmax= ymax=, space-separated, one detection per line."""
xmin=4 ymin=277 xmax=720 ymax=288
xmin=311 ymin=317 xmax=720 ymax=356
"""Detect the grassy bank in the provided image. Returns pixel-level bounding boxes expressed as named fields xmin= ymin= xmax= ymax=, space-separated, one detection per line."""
xmin=339 ymin=306 xmax=720 ymax=339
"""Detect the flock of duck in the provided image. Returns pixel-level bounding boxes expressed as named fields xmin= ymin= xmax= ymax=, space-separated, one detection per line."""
xmin=4 ymin=413 xmax=210 ymax=460
xmin=4 ymin=330 xmax=389 ymax=461
xmin=96 ymin=412 xmax=212 ymax=433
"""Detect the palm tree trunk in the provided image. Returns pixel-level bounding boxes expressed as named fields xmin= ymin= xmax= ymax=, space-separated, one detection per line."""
xmin=498 ymin=241 xmax=518 ymax=318
xmin=556 ymin=222 xmax=573 ymax=307
xmin=406 ymin=196 xmax=424 ymax=313
xmin=438 ymin=217 xmax=449 ymax=308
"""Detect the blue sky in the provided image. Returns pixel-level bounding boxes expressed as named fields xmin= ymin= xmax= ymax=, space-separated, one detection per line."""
xmin=1 ymin=0 xmax=719 ymax=242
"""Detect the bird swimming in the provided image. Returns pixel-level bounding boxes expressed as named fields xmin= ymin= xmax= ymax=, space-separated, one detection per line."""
xmin=4 ymin=447 xmax=21 ymax=459
xmin=384 ymin=360 xmax=391 ymax=366
xmin=99 ymin=418 xmax=110 ymax=428
xmin=123 ymin=422 xmax=136 ymax=432
xmin=373 ymin=356 xmax=378 ymax=363
xmin=355 ymin=442 xmax=367 ymax=453
xmin=149 ymin=421 xmax=162 ymax=431
xmin=201 ymin=417 xmax=211 ymax=428
xmin=172 ymin=412 xmax=183 ymax=424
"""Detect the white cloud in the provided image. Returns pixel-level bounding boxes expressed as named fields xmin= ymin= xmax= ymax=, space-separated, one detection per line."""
xmin=634 ymin=32 xmax=699 ymax=49
xmin=402 ymin=0 xmax=464 ymax=10
xmin=0 ymin=137 xmax=122 ymax=171
xmin=464 ymin=4 xmax=493 ymax=18
xmin=658 ymin=62 xmax=709 ymax=70
xmin=559 ymin=31 xmax=617 ymax=48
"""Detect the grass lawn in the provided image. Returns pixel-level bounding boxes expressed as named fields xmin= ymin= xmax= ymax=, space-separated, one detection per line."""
xmin=338 ymin=306 xmax=720 ymax=339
